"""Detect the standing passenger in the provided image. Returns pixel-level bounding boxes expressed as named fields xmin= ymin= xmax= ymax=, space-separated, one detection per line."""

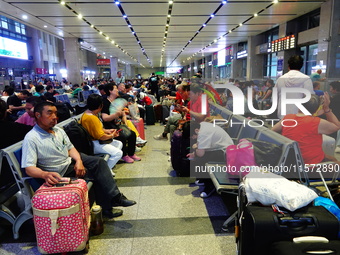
xmin=275 ymin=55 xmax=314 ymax=119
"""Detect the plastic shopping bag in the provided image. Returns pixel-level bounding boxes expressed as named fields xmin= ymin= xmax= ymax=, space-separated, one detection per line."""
xmin=226 ymin=138 xmax=256 ymax=177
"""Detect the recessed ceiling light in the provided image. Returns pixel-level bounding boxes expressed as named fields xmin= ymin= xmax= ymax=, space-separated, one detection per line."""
xmin=78 ymin=14 xmax=82 ymax=19
xmin=44 ymin=25 xmax=47 ymax=28
xmin=22 ymin=15 xmax=28 ymax=20
xmin=60 ymin=1 xmax=66 ymax=5
xmin=58 ymin=31 xmax=63 ymax=36
xmin=254 ymin=13 xmax=258 ymax=17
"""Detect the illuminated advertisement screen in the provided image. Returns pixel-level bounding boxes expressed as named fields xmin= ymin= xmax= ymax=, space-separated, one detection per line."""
xmin=166 ymin=67 xmax=182 ymax=73
xmin=0 ymin=36 xmax=28 ymax=60
xmin=212 ymin=52 xmax=218 ymax=66
xmin=217 ymin=48 xmax=226 ymax=66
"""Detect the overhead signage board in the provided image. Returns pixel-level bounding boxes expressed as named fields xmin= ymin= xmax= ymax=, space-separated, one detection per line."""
xmin=236 ymin=50 xmax=248 ymax=59
xmin=271 ymin=34 xmax=296 ymax=53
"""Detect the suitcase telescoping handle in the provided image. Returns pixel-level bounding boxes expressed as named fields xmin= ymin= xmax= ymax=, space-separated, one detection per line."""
xmin=43 ymin=177 xmax=79 ymax=187
xmin=57 ymin=177 xmax=79 ymax=186
xmin=277 ymin=216 xmax=316 ymax=232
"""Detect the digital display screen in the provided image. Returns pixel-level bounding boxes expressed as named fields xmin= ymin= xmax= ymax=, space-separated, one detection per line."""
xmin=166 ymin=67 xmax=182 ymax=73
xmin=271 ymin=35 xmax=296 ymax=53
xmin=217 ymin=48 xmax=226 ymax=67
xmin=212 ymin=52 xmax=218 ymax=66
xmin=0 ymin=36 xmax=28 ymax=60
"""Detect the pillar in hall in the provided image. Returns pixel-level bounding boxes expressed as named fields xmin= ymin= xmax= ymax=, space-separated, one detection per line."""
xmin=110 ymin=57 xmax=118 ymax=80
xmin=64 ymin=37 xmax=82 ymax=84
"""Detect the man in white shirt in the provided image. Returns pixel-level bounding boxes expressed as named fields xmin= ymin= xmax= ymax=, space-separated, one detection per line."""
xmin=186 ymin=121 xmax=233 ymax=198
xmin=275 ymin=55 xmax=314 ymax=119
xmin=115 ymin=71 xmax=125 ymax=85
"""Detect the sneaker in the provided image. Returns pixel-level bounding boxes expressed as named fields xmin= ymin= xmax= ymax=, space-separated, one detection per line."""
xmin=122 ymin=155 xmax=134 ymax=163
xmin=135 ymin=146 xmax=142 ymax=152
xmin=130 ymin=154 xmax=141 ymax=161
xmin=111 ymin=170 xmax=116 ymax=177
xmin=136 ymin=137 xmax=147 ymax=144
xmin=195 ymin=180 xmax=205 ymax=186
xmin=335 ymin=146 xmax=340 ymax=153
xmin=112 ymin=194 xmax=137 ymax=207
xmin=200 ymin=187 xmax=215 ymax=198
xmin=153 ymin=134 xmax=168 ymax=140
xmin=102 ymin=208 xmax=123 ymax=218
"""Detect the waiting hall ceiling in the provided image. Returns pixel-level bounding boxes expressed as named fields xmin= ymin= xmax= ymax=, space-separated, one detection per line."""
xmin=0 ymin=0 xmax=324 ymax=68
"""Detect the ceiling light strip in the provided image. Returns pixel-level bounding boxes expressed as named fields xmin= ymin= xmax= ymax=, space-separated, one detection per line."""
xmin=115 ymin=0 xmax=152 ymax=67
xmin=58 ymin=0 xmax=142 ymax=66
xmin=181 ymin=0 xmax=278 ymax=65
xmin=168 ymin=0 xmax=227 ymax=67
xmin=160 ymin=0 xmax=174 ymax=66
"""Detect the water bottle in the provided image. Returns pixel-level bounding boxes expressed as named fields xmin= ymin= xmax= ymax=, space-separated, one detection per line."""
xmin=90 ymin=205 xmax=104 ymax=235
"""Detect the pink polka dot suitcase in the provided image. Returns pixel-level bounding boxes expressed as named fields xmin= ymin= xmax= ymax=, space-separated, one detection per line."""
xmin=32 ymin=178 xmax=90 ymax=254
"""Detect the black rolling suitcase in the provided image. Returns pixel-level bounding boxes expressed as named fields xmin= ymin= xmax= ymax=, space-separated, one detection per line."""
xmin=271 ymin=240 xmax=340 ymax=255
xmin=238 ymin=203 xmax=340 ymax=255
xmin=154 ymin=104 xmax=163 ymax=122
xmin=170 ymin=130 xmax=190 ymax=177
xmin=145 ymin=105 xmax=156 ymax=125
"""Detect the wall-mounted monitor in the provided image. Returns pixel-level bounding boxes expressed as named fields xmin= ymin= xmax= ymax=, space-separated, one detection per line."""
xmin=166 ymin=67 xmax=182 ymax=73
xmin=217 ymin=48 xmax=226 ymax=67
xmin=0 ymin=36 xmax=28 ymax=60
xmin=271 ymin=34 xmax=296 ymax=53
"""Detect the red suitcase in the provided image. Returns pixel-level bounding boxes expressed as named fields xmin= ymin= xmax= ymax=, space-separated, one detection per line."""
xmin=131 ymin=118 xmax=146 ymax=140
xmin=32 ymin=178 xmax=90 ymax=254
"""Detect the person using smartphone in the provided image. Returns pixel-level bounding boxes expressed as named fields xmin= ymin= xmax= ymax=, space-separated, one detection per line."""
xmin=80 ymin=94 xmax=124 ymax=172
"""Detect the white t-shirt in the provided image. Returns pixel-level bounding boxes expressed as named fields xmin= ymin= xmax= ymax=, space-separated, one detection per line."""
xmin=197 ymin=122 xmax=233 ymax=151
xmin=275 ymin=70 xmax=314 ymax=118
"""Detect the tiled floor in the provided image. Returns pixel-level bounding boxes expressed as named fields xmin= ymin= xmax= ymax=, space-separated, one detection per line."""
xmin=0 ymin=123 xmax=236 ymax=255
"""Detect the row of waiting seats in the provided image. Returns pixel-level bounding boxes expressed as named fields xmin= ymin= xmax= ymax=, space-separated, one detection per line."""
xmin=208 ymin=102 xmax=307 ymax=189
xmin=0 ymin=114 xmax=99 ymax=239
xmin=54 ymin=90 xmax=94 ymax=108
xmin=208 ymin=102 xmax=339 ymax=229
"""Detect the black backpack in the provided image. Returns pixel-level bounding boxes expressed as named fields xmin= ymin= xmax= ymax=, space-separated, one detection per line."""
xmin=63 ymin=120 xmax=94 ymax=155
xmin=55 ymin=102 xmax=71 ymax=123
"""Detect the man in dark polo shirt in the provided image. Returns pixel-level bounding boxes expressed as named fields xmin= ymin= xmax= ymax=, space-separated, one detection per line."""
xmin=7 ymin=90 xmax=31 ymax=121
xmin=0 ymin=98 xmax=32 ymax=149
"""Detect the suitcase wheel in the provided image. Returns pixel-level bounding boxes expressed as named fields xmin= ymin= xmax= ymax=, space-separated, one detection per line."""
xmin=82 ymin=240 xmax=90 ymax=254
